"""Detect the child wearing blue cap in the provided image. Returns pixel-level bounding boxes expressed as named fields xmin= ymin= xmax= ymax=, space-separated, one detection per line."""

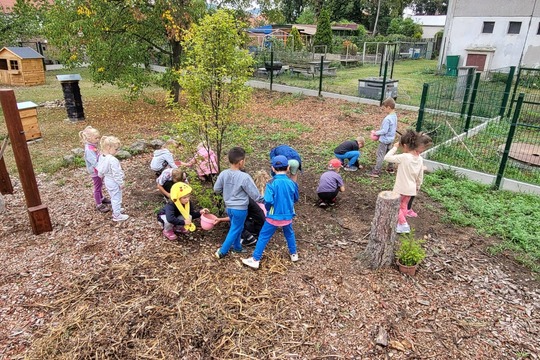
xmin=242 ymin=155 xmax=300 ymax=270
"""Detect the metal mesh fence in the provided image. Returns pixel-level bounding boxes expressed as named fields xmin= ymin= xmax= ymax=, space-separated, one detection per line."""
xmin=418 ymin=68 xmax=540 ymax=187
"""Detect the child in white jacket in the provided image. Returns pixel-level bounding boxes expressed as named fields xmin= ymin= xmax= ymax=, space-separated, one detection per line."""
xmin=97 ymin=136 xmax=129 ymax=222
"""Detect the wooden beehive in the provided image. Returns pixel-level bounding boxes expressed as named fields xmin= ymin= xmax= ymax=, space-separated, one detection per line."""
xmin=17 ymin=101 xmax=41 ymax=141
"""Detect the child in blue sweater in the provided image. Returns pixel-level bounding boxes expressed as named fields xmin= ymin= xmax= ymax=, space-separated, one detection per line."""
xmin=242 ymin=155 xmax=300 ymax=270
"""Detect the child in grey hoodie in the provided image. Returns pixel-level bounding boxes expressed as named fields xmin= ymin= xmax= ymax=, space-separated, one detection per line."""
xmin=150 ymin=139 xmax=178 ymax=176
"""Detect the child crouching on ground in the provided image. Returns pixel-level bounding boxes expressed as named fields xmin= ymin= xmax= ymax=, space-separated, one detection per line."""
xmin=317 ymin=158 xmax=345 ymax=207
xmin=156 ymin=168 xmax=188 ymax=199
xmin=180 ymin=142 xmax=219 ymax=181
xmin=150 ymin=139 xmax=178 ymax=177
xmin=242 ymin=155 xmax=299 ymax=270
xmin=157 ymin=182 xmax=208 ymax=240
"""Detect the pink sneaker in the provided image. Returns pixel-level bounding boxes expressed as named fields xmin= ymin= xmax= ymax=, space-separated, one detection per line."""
xmin=163 ymin=229 xmax=178 ymax=240
xmin=173 ymin=225 xmax=188 ymax=234
xmin=406 ymin=209 xmax=418 ymax=218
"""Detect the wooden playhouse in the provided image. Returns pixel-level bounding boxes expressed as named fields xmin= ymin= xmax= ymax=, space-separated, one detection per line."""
xmin=0 ymin=47 xmax=45 ymax=86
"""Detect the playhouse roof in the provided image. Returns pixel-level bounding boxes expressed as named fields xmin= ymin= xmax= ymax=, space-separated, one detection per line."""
xmin=0 ymin=47 xmax=44 ymax=59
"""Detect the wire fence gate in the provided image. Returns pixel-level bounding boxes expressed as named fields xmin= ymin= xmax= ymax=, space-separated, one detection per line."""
xmin=416 ymin=66 xmax=540 ymax=190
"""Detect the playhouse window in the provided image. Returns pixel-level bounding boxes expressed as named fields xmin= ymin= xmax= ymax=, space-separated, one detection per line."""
xmin=9 ymin=60 xmax=19 ymax=70
xmin=508 ymin=22 xmax=522 ymax=34
xmin=482 ymin=22 xmax=494 ymax=34
xmin=0 ymin=59 xmax=7 ymax=70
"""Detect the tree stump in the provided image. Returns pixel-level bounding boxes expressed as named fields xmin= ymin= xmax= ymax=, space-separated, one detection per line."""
xmin=363 ymin=191 xmax=400 ymax=269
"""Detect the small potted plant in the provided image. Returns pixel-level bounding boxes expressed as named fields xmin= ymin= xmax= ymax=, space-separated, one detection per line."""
xmin=395 ymin=230 xmax=426 ymax=276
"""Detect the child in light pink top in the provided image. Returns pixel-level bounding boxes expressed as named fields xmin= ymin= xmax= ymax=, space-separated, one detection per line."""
xmin=79 ymin=126 xmax=110 ymax=213
xmin=384 ymin=130 xmax=432 ymax=234
xmin=181 ymin=142 xmax=219 ymax=181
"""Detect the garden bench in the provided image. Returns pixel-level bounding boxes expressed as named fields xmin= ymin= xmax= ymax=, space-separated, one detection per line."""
xmin=314 ymin=66 xmax=337 ymax=77
xmin=289 ymin=63 xmax=314 ymax=78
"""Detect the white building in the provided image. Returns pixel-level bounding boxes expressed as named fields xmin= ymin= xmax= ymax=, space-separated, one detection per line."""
xmin=409 ymin=15 xmax=446 ymax=38
xmin=440 ymin=0 xmax=540 ymax=72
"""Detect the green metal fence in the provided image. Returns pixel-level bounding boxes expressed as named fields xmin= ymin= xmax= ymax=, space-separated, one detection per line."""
xmin=417 ymin=67 xmax=540 ymax=189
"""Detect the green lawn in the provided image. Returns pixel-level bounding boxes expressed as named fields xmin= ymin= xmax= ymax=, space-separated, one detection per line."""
xmin=259 ymin=59 xmax=441 ymax=106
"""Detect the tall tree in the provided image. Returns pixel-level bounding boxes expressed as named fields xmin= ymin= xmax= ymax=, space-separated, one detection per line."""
xmin=295 ymin=6 xmax=316 ymax=24
xmin=387 ymin=17 xmax=422 ymax=38
xmin=176 ymin=9 xmax=254 ymax=172
xmin=277 ymin=0 xmax=310 ymax=23
xmin=0 ymin=0 xmax=49 ymax=47
xmin=44 ymin=0 xmax=206 ymax=102
xmin=372 ymin=0 xmax=382 ymax=35
xmin=411 ymin=0 xmax=447 ymax=15
xmin=312 ymin=7 xmax=332 ymax=52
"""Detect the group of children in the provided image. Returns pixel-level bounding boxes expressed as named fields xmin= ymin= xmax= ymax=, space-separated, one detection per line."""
xmin=324 ymin=97 xmax=432 ymax=233
xmin=80 ymin=96 xmax=432 ymax=269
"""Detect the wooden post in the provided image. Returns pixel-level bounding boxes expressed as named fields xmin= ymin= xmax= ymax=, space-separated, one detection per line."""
xmin=0 ymin=137 xmax=14 ymax=194
xmin=363 ymin=191 xmax=400 ymax=269
xmin=0 ymin=89 xmax=52 ymax=235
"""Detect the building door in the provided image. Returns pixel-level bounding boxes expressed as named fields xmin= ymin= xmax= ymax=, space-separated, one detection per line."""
xmin=466 ymin=54 xmax=487 ymax=71
xmin=0 ymin=59 xmax=9 ymax=84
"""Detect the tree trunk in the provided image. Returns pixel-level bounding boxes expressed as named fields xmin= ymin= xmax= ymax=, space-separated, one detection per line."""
xmin=373 ymin=0 xmax=382 ymax=36
xmin=363 ymin=191 xmax=400 ymax=269
xmin=170 ymin=40 xmax=182 ymax=103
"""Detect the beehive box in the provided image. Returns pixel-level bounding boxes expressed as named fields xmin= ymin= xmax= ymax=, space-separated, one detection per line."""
xmin=17 ymin=101 xmax=41 ymax=141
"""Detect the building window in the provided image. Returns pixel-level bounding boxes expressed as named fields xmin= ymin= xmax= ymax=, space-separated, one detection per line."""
xmin=0 ymin=59 xmax=7 ymax=70
xmin=482 ymin=22 xmax=495 ymax=34
xmin=9 ymin=60 xmax=19 ymax=70
xmin=508 ymin=22 xmax=522 ymax=34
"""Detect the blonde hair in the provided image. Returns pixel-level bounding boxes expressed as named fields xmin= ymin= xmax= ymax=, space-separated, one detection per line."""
xmin=79 ymin=126 xmax=100 ymax=144
xmin=356 ymin=136 xmax=365 ymax=145
xmin=381 ymin=97 xmax=396 ymax=109
xmin=163 ymin=139 xmax=177 ymax=150
xmin=253 ymin=170 xmax=271 ymax=195
xmin=171 ymin=168 xmax=187 ymax=183
xmin=100 ymin=136 xmax=121 ymax=154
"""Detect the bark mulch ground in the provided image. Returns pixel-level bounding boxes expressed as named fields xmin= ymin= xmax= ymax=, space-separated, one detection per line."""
xmin=1 ymin=90 xmax=539 ymax=359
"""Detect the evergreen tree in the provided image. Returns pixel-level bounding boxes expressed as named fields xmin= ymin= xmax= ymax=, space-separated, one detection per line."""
xmin=286 ymin=26 xmax=303 ymax=51
xmin=313 ymin=8 xmax=332 ymax=52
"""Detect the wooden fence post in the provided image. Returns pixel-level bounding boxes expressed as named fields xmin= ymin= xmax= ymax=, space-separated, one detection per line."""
xmin=363 ymin=191 xmax=400 ymax=269
xmin=0 ymin=89 xmax=52 ymax=235
xmin=0 ymin=137 xmax=14 ymax=194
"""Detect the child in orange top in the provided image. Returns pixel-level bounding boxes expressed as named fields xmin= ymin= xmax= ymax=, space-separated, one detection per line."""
xmin=384 ymin=130 xmax=431 ymax=234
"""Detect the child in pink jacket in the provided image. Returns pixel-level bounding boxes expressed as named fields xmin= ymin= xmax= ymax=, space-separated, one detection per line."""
xmin=181 ymin=142 xmax=219 ymax=181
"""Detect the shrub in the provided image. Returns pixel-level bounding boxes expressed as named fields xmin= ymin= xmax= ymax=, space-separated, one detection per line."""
xmin=396 ymin=230 xmax=426 ymax=266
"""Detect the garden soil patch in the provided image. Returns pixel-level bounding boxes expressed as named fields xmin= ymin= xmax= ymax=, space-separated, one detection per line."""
xmin=1 ymin=90 xmax=539 ymax=359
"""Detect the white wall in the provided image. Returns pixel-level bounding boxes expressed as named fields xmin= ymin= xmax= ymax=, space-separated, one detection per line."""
xmin=442 ymin=15 xmax=540 ymax=69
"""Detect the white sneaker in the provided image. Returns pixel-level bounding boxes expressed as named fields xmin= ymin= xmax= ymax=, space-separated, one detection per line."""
xmin=290 ymin=253 xmax=299 ymax=262
xmin=396 ymin=223 xmax=410 ymax=234
xmin=242 ymin=257 xmax=260 ymax=269
xmin=113 ymin=214 xmax=129 ymax=222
